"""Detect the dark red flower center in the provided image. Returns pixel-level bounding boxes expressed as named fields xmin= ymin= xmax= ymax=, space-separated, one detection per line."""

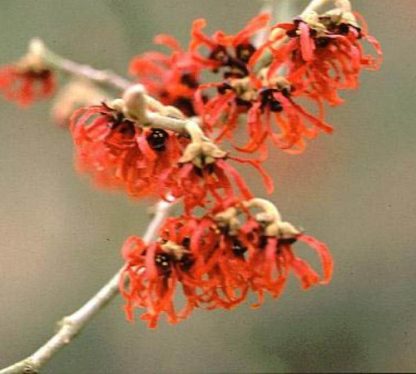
xmin=260 ymin=88 xmax=284 ymax=112
xmin=235 ymin=43 xmax=256 ymax=63
xmin=147 ymin=128 xmax=169 ymax=151
xmin=179 ymin=255 xmax=194 ymax=272
xmin=180 ymin=73 xmax=199 ymax=89
xmin=279 ymin=237 xmax=298 ymax=245
xmin=108 ymin=115 xmax=136 ymax=137
xmin=231 ymin=238 xmax=248 ymax=258
xmin=209 ymin=43 xmax=256 ymax=78
xmin=193 ymin=162 xmax=216 ymax=176
xmin=172 ymin=97 xmax=197 ymax=117
xmin=154 ymin=249 xmax=194 ymax=275
xmin=25 ymin=69 xmax=52 ymax=80
xmin=155 ymin=253 xmax=172 ymax=276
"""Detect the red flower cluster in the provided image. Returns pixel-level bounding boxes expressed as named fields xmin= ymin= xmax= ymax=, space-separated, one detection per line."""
xmin=126 ymin=14 xmax=335 ymax=154
xmin=0 ymin=65 xmax=55 ymax=106
xmin=267 ymin=12 xmax=383 ymax=105
xmin=121 ymin=199 xmax=333 ymax=327
xmin=70 ymin=102 xmax=265 ymax=211
xmin=98 ymin=6 xmax=379 ymax=327
xmin=197 ymin=80 xmax=332 ymax=154
xmin=0 ymin=1 xmax=382 ymax=330
xmin=188 ymin=11 xmax=381 ymax=154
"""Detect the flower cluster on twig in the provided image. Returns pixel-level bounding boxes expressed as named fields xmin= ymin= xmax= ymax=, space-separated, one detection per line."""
xmin=0 ymin=0 xmax=382 ymax=328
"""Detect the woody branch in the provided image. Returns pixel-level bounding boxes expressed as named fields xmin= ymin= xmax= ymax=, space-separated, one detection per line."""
xmin=0 ymin=200 xmax=173 ymax=374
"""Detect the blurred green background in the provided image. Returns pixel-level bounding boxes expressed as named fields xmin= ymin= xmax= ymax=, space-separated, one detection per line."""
xmin=0 ymin=0 xmax=415 ymax=372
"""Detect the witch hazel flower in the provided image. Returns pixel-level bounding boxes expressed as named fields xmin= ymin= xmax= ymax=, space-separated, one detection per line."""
xmin=0 ymin=39 xmax=55 ymax=107
xmin=70 ymin=91 xmax=187 ymax=198
xmin=70 ymin=84 xmax=269 ymax=209
xmin=119 ymin=214 xmax=252 ymax=327
xmin=199 ymin=74 xmax=333 ymax=154
xmin=159 ymin=122 xmax=255 ymax=212
xmin=190 ymin=15 xmax=332 ymax=155
xmin=129 ymin=34 xmax=202 ymax=117
xmin=120 ymin=219 xmax=201 ymax=328
xmin=120 ymin=214 xmax=237 ymax=327
xmin=225 ymin=198 xmax=333 ymax=304
xmin=120 ymin=198 xmax=333 ymax=327
xmin=190 ymin=14 xmax=269 ymax=135
xmin=190 ymin=13 xmax=270 ymax=75
xmin=267 ymin=7 xmax=382 ymax=105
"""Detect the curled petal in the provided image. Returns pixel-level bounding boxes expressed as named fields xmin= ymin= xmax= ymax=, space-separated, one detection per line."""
xmin=299 ymin=22 xmax=315 ymax=62
xmin=299 ymin=234 xmax=334 ymax=284
xmin=154 ymin=34 xmax=182 ymax=51
xmin=290 ymin=255 xmax=320 ymax=289
xmin=230 ymin=156 xmax=274 ymax=194
xmin=217 ymin=159 xmax=253 ymax=200
xmin=233 ymin=13 xmax=271 ymax=46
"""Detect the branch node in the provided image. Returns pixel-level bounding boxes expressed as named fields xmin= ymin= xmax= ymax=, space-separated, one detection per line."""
xmin=22 ymin=360 xmax=38 ymax=374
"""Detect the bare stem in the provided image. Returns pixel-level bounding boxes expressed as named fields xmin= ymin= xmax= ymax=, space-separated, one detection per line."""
xmin=29 ymin=38 xmax=168 ymax=115
xmin=0 ymin=199 xmax=174 ymax=374
xmin=32 ymin=40 xmax=204 ymax=141
xmin=335 ymin=0 xmax=352 ymax=12
xmin=300 ymin=0 xmax=331 ymax=16
xmin=300 ymin=0 xmax=352 ymax=16
xmin=28 ymin=38 xmax=131 ymax=91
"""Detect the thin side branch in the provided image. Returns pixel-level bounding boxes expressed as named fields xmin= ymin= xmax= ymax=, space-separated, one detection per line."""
xmin=0 ymin=200 xmax=173 ymax=374
xmin=335 ymin=0 xmax=352 ymax=12
xmin=29 ymin=38 xmax=168 ymax=115
xmin=301 ymin=0 xmax=331 ymax=16
xmin=300 ymin=0 xmax=351 ymax=16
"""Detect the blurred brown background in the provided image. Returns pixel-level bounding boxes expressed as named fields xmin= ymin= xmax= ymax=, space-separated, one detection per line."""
xmin=0 ymin=0 xmax=415 ymax=372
